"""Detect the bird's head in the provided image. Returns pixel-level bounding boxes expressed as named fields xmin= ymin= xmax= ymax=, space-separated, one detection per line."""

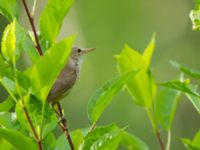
xmin=70 ymin=47 xmax=96 ymax=60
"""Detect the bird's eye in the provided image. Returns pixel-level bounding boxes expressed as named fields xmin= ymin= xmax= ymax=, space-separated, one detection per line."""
xmin=77 ymin=48 xmax=81 ymax=53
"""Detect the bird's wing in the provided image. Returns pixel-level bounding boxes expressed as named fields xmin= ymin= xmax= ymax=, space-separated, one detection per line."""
xmin=47 ymin=68 xmax=77 ymax=103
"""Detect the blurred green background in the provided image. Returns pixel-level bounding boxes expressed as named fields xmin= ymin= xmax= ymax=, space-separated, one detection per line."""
xmin=0 ymin=0 xmax=200 ymax=149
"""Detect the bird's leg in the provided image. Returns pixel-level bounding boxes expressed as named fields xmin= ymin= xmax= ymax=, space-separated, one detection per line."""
xmin=51 ymin=103 xmax=67 ymax=124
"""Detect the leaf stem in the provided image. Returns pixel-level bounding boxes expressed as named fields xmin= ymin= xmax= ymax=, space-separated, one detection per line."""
xmin=22 ymin=0 xmax=43 ymax=56
xmin=166 ymin=130 xmax=171 ymax=150
xmin=56 ymin=102 xmax=74 ymax=150
xmin=14 ymin=72 xmax=43 ymax=150
xmin=146 ymin=108 xmax=165 ymax=150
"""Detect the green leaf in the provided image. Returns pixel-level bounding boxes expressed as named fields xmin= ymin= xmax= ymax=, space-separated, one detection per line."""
xmin=0 ymin=55 xmax=7 ymax=77
xmin=171 ymin=61 xmax=200 ymax=79
xmin=15 ymin=22 xmax=40 ymax=63
xmin=115 ymin=41 xmax=156 ymax=107
xmin=25 ymin=35 xmax=75 ymax=101
xmin=0 ymin=97 xmax=14 ymax=112
xmin=16 ymin=94 xmax=57 ymax=137
xmin=155 ymin=87 xmax=181 ymax=129
xmin=160 ymin=80 xmax=199 ymax=97
xmin=40 ymin=0 xmax=74 ymax=47
xmin=0 ymin=112 xmax=17 ymax=128
xmin=0 ymin=137 xmax=14 ymax=150
xmin=87 ymin=70 xmax=140 ymax=123
xmin=182 ymin=129 xmax=200 ymax=150
xmin=83 ymin=124 xmax=123 ymax=150
xmin=43 ymin=133 xmax=57 ymax=150
xmin=120 ymin=132 xmax=149 ymax=150
xmin=143 ymin=33 xmax=156 ymax=68
xmin=0 ymin=76 xmax=18 ymax=101
xmin=185 ymin=86 xmax=200 ymax=114
xmin=83 ymin=124 xmax=118 ymax=149
xmin=1 ymin=20 xmax=16 ymax=64
xmin=89 ymin=129 xmax=122 ymax=150
xmin=0 ymin=128 xmax=37 ymax=150
xmin=190 ymin=9 xmax=200 ymax=31
xmin=0 ymin=0 xmax=19 ymax=21
xmin=72 ymin=129 xmax=84 ymax=150
xmin=56 ymin=134 xmax=70 ymax=150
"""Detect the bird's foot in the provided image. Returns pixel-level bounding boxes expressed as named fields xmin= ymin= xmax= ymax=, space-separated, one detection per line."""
xmin=58 ymin=116 xmax=67 ymax=124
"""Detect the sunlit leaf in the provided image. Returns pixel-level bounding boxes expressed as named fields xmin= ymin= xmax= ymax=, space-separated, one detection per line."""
xmin=25 ymin=35 xmax=75 ymax=101
xmin=0 ymin=128 xmax=37 ymax=150
xmin=1 ymin=20 xmax=16 ymax=64
xmin=120 ymin=132 xmax=149 ymax=150
xmin=40 ymin=0 xmax=74 ymax=47
xmin=143 ymin=33 xmax=156 ymax=68
xmin=0 ymin=0 xmax=19 ymax=21
xmin=190 ymin=8 xmax=200 ymax=31
xmin=115 ymin=39 xmax=156 ymax=107
xmin=87 ymin=70 xmax=140 ymax=123
xmin=56 ymin=134 xmax=70 ymax=150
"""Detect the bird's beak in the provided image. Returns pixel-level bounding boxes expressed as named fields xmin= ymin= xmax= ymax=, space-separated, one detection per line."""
xmin=82 ymin=48 xmax=96 ymax=54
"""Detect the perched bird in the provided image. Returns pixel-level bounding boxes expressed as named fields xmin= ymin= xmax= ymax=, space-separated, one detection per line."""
xmin=47 ymin=47 xmax=95 ymax=103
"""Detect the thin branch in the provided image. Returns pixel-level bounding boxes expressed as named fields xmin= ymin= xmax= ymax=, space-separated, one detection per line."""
xmin=22 ymin=0 xmax=43 ymax=56
xmin=156 ymin=131 xmax=165 ymax=150
xmin=56 ymin=102 xmax=74 ymax=150
xmin=23 ymin=106 xmax=43 ymax=150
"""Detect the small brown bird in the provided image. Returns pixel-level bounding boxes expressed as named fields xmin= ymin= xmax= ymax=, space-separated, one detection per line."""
xmin=47 ymin=47 xmax=95 ymax=103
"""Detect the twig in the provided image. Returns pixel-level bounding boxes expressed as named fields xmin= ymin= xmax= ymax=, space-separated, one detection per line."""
xmin=156 ymin=131 xmax=165 ymax=150
xmin=22 ymin=0 xmax=43 ymax=56
xmin=23 ymin=105 xmax=43 ymax=150
xmin=56 ymin=102 xmax=74 ymax=150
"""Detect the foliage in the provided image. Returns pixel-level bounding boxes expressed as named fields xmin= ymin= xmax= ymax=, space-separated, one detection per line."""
xmin=0 ymin=0 xmax=199 ymax=150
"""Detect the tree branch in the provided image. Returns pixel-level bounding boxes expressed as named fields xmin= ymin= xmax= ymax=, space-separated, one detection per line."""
xmin=22 ymin=0 xmax=43 ymax=56
xmin=156 ymin=131 xmax=165 ymax=150
xmin=56 ymin=102 xmax=74 ymax=150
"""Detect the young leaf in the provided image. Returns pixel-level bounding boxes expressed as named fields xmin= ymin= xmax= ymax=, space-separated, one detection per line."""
xmin=25 ymin=35 xmax=75 ymax=101
xmin=0 ymin=128 xmax=37 ymax=150
xmin=171 ymin=61 xmax=200 ymax=79
xmin=115 ymin=41 xmax=156 ymax=108
xmin=87 ymin=70 xmax=140 ymax=123
xmin=190 ymin=8 xmax=200 ymax=31
xmin=0 ymin=0 xmax=19 ymax=21
xmin=143 ymin=33 xmax=156 ymax=68
xmin=155 ymin=87 xmax=181 ymax=129
xmin=15 ymin=94 xmax=57 ymax=137
xmin=40 ymin=0 xmax=74 ymax=47
xmin=120 ymin=132 xmax=149 ymax=150
xmin=0 ymin=55 xmax=7 ymax=77
xmin=182 ymin=129 xmax=200 ymax=150
xmin=1 ymin=20 xmax=16 ymax=64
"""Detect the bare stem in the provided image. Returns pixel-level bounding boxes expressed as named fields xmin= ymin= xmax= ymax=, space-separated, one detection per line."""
xmin=22 ymin=0 xmax=43 ymax=56
xmin=23 ymin=106 xmax=43 ymax=150
xmin=156 ymin=131 xmax=165 ymax=150
xmin=56 ymin=102 xmax=74 ymax=150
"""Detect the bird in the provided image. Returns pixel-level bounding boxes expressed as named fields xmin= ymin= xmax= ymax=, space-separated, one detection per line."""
xmin=47 ymin=47 xmax=95 ymax=103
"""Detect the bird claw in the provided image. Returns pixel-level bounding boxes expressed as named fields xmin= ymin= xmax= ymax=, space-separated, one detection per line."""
xmin=58 ymin=116 xmax=66 ymax=124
